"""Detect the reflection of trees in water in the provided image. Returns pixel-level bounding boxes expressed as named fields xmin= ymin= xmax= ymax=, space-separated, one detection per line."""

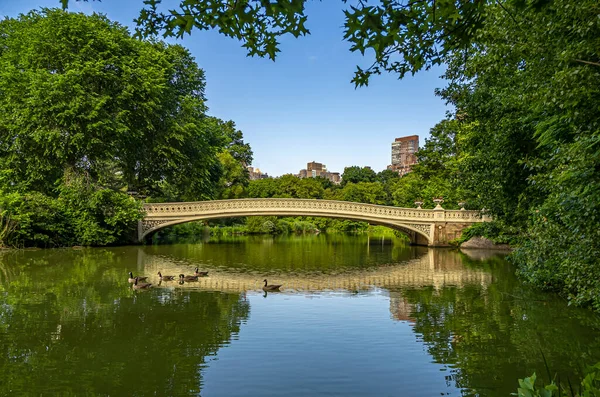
xmin=392 ymin=254 xmax=600 ymax=397
xmin=0 ymin=249 xmax=18 ymax=284
xmin=143 ymin=234 xmax=424 ymax=274
xmin=0 ymin=248 xmax=250 ymax=395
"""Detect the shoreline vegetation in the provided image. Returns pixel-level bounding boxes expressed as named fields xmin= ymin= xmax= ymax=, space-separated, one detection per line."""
xmin=152 ymin=218 xmax=409 ymax=242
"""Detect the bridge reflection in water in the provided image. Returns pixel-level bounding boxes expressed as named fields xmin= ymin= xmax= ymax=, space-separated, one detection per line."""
xmin=137 ymin=248 xmax=493 ymax=294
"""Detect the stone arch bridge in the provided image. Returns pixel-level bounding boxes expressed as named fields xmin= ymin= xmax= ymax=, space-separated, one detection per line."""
xmin=139 ymin=199 xmax=488 ymax=246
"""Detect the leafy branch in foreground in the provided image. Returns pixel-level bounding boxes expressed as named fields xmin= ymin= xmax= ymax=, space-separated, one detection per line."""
xmin=514 ymin=362 xmax=600 ymax=397
xmin=133 ymin=0 xmax=310 ymax=61
xmin=62 ymin=0 xmax=488 ymax=86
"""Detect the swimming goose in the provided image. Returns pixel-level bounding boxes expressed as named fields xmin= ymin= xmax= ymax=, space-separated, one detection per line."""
xmin=262 ymin=279 xmax=282 ymax=291
xmin=194 ymin=267 xmax=209 ymax=277
xmin=133 ymin=277 xmax=152 ymax=289
xmin=128 ymin=272 xmax=147 ymax=283
xmin=157 ymin=271 xmax=175 ymax=281
xmin=179 ymin=274 xmax=199 ymax=282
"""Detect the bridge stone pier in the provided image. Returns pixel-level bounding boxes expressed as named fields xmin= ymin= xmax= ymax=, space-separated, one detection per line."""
xmin=139 ymin=198 xmax=489 ymax=247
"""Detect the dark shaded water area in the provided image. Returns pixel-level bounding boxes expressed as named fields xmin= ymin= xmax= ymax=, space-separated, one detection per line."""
xmin=0 ymin=234 xmax=599 ymax=396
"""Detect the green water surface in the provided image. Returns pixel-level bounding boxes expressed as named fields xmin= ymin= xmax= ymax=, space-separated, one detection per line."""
xmin=0 ymin=234 xmax=598 ymax=396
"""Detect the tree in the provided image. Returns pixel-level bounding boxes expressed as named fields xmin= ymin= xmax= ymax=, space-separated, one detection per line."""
xmin=0 ymin=9 xmax=252 ymax=246
xmin=376 ymin=169 xmax=400 ymax=185
xmin=218 ymin=118 xmax=253 ymax=167
xmin=0 ymin=9 xmax=225 ymax=202
xmin=376 ymin=169 xmax=401 ymax=205
xmin=214 ymin=118 xmax=253 ymax=199
xmin=435 ymin=0 xmax=600 ymax=309
xmin=341 ymin=166 xmax=377 ymax=187
xmin=245 ymin=177 xmax=279 ymax=198
xmin=339 ymin=182 xmax=386 ymax=205
xmin=391 ymin=172 xmax=426 ymax=208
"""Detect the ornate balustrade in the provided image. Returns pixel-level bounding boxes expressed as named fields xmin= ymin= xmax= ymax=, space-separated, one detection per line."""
xmin=140 ymin=198 xmax=487 ymax=246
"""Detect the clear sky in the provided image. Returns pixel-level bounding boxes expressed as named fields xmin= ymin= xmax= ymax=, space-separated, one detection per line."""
xmin=1 ymin=0 xmax=449 ymax=176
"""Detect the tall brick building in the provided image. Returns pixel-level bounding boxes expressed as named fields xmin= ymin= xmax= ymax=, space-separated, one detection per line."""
xmin=388 ymin=135 xmax=419 ymax=176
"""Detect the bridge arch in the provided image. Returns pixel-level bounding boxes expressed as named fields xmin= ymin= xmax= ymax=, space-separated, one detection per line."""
xmin=140 ymin=212 xmax=432 ymax=244
xmin=139 ymin=198 xmax=486 ymax=247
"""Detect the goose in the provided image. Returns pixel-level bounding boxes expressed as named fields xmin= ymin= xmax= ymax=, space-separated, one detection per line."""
xmin=133 ymin=277 xmax=152 ymax=290
xmin=262 ymin=279 xmax=282 ymax=291
xmin=194 ymin=267 xmax=209 ymax=277
xmin=179 ymin=274 xmax=199 ymax=282
xmin=157 ymin=271 xmax=175 ymax=281
xmin=128 ymin=272 xmax=147 ymax=283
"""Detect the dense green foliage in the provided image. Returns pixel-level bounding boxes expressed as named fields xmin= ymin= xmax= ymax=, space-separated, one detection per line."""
xmin=433 ymin=1 xmax=600 ymax=310
xmin=0 ymin=9 xmax=251 ymax=247
xmin=0 ymin=176 xmax=143 ymax=248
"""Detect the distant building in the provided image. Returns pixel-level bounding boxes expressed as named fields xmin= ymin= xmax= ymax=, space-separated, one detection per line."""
xmin=328 ymin=172 xmax=341 ymax=184
xmin=297 ymin=161 xmax=341 ymax=184
xmin=388 ymin=135 xmax=419 ymax=176
xmin=307 ymin=161 xmax=325 ymax=174
xmin=247 ymin=166 xmax=269 ymax=180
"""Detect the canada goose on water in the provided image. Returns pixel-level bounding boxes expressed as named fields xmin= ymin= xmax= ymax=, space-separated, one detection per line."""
xmin=262 ymin=279 xmax=282 ymax=291
xmin=179 ymin=274 xmax=199 ymax=282
xmin=128 ymin=272 xmax=147 ymax=283
xmin=157 ymin=272 xmax=174 ymax=281
xmin=194 ymin=267 xmax=209 ymax=277
xmin=133 ymin=277 xmax=152 ymax=290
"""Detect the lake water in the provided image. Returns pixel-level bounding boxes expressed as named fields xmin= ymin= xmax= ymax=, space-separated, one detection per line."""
xmin=1 ymin=234 xmax=599 ymax=396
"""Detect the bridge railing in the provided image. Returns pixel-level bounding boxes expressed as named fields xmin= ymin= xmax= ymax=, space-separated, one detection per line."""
xmin=142 ymin=198 xmax=485 ymax=223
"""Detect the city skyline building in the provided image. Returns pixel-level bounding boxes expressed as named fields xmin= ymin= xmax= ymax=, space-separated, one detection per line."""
xmin=247 ymin=166 xmax=269 ymax=180
xmin=297 ymin=161 xmax=341 ymax=184
xmin=388 ymin=135 xmax=419 ymax=176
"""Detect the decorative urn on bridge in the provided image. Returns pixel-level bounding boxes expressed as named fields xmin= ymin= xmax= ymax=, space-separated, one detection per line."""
xmin=458 ymin=201 xmax=466 ymax=210
xmin=432 ymin=197 xmax=444 ymax=210
xmin=414 ymin=200 xmax=424 ymax=209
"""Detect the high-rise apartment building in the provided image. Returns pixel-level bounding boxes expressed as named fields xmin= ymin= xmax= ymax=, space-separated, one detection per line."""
xmin=388 ymin=135 xmax=419 ymax=176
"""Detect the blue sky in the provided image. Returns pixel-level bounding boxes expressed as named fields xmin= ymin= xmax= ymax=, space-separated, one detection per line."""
xmin=1 ymin=0 xmax=449 ymax=176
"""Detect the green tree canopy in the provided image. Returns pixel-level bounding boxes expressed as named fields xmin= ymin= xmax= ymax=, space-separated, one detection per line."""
xmin=436 ymin=0 xmax=600 ymax=309
xmin=341 ymin=166 xmax=377 ymax=186
xmin=0 ymin=9 xmax=252 ymax=247
xmin=0 ymin=9 xmax=225 ymax=201
xmin=215 ymin=118 xmax=253 ymax=199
